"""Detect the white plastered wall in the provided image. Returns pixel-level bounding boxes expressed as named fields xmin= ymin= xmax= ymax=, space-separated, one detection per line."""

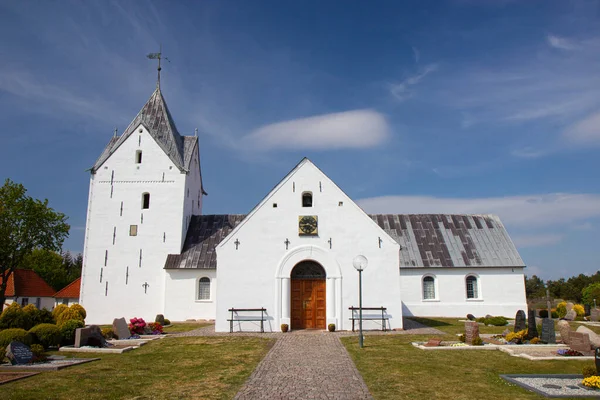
xmin=215 ymin=160 xmax=401 ymax=332
xmin=400 ymin=267 xmax=527 ymax=318
xmin=164 ymin=269 xmax=216 ymax=321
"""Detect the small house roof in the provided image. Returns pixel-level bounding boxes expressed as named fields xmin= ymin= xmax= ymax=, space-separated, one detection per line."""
xmin=1 ymin=269 xmax=56 ymax=298
xmin=53 ymin=277 xmax=81 ymax=299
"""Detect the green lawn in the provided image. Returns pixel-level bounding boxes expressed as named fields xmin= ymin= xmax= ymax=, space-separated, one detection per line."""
xmin=342 ymin=318 xmax=592 ymax=400
xmin=407 ymin=317 xmax=512 ymax=335
xmin=0 ymin=336 xmax=274 ymax=400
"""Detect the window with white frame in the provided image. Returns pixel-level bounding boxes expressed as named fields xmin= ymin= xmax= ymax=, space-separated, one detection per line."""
xmin=422 ymin=276 xmax=436 ymax=300
xmin=466 ymin=275 xmax=479 ymax=299
xmin=198 ymin=277 xmax=210 ymax=300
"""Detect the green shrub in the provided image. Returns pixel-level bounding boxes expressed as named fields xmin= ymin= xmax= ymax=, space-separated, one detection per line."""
xmin=0 ymin=346 xmax=5 ymax=363
xmin=163 ymin=319 xmax=171 ymax=326
xmin=484 ymin=316 xmax=508 ymax=326
xmin=472 ymin=337 xmax=483 ymax=346
xmin=458 ymin=334 xmax=465 ymax=342
xmin=0 ymin=303 xmax=33 ymax=330
xmin=539 ymin=310 xmax=549 ymax=318
xmin=476 ymin=317 xmax=486 ymax=323
xmin=52 ymin=304 xmax=68 ymax=321
xmin=60 ymin=319 xmax=84 ymax=345
xmin=30 ymin=343 xmax=46 ymax=362
xmin=551 ymin=311 xmax=559 ymax=318
xmin=29 ymin=323 xmax=61 ymax=349
xmin=0 ymin=328 xmax=33 ymax=347
xmin=22 ymin=305 xmax=53 ymax=328
xmin=583 ymin=365 xmax=598 ymax=378
xmin=556 ymin=302 xmax=567 ymax=318
xmin=101 ymin=328 xmax=115 ymax=339
xmin=69 ymin=304 xmax=86 ymax=320
xmin=573 ymin=304 xmax=585 ymax=317
xmin=56 ymin=307 xmax=84 ymax=326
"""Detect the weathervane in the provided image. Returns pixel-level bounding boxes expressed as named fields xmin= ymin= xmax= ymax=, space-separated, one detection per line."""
xmin=146 ymin=44 xmax=170 ymax=89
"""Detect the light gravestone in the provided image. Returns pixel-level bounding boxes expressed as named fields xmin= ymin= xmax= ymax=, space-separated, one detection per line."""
xmin=541 ymin=318 xmax=556 ymax=344
xmin=576 ymin=325 xmax=600 ymax=349
xmin=465 ymin=321 xmax=480 ymax=345
xmin=564 ymin=310 xmax=577 ymax=321
xmin=526 ymin=310 xmax=539 ymax=340
xmin=557 ymin=320 xmax=571 ymax=344
xmin=6 ymin=341 xmax=33 ymax=365
xmin=75 ymin=325 xmax=107 ymax=348
xmin=569 ymin=331 xmax=591 ymax=353
xmin=591 ymin=309 xmax=600 ymax=322
xmin=113 ymin=317 xmax=130 ymax=340
xmin=514 ymin=310 xmax=526 ymax=332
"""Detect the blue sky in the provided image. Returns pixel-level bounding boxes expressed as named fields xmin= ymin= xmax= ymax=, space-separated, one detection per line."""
xmin=1 ymin=0 xmax=599 ymax=280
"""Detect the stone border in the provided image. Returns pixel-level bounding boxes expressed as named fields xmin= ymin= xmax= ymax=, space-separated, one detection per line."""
xmin=0 ymin=372 xmax=39 ymax=385
xmin=412 ymin=342 xmax=594 ymax=360
xmin=59 ymin=346 xmax=136 ymax=354
xmin=0 ymin=358 xmax=100 ymax=371
xmin=501 ymin=374 xmax=600 ymax=398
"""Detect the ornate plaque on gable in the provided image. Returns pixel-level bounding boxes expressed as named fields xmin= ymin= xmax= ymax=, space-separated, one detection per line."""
xmin=298 ymin=216 xmax=318 ymax=236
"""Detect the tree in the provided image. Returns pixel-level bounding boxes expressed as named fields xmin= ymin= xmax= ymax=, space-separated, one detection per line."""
xmin=525 ymin=275 xmax=546 ymax=299
xmin=0 ymin=179 xmax=70 ymax=306
xmin=582 ymin=283 xmax=600 ymax=306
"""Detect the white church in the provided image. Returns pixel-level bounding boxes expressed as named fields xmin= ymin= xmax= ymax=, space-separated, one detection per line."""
xmin=79 ymin=79 xmax=528 ymax=332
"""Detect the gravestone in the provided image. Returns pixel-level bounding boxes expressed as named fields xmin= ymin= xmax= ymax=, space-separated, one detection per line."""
xmin=569 ymin=331 xmax=591 ymax=353
xmin=585 ymin=304 xmax=591 ymax=316
xmin=576 ymin=325 xmax=600 ymax=348
xmin=557 ymin=320 xmax=571 ymax=344
xmin=566 ymin=302 xmax=574 ymax=312
xmin=466 ymin=314 xmax=475 ymax=321
xmin=541 ymin=318 xmax=556 ymax=344
xmin=75 ymin=325 xmax=107 ymax=348
xmin=594 ymin=347 xmax=600 ymax=374
xmin=155 ymin=314 xmax=165 ymax=325
xmin=465 ymin=321 xmax=480 ymax=345
xmin=592 ymin=309 xmax=600 ymax=322
xmin=564 ymin=309 xmax=577 ymax=321
xmin=424 ymin=338 xmax=442 ymax=347
xmin=526 ymin=309 xmax=538 ymax=340
xmin=6 ymin=341 xmax=33 ymax=365
xmin=514 ymin=310 xmax=526 ymax=332
xmin=113 ymin=317 xmax=130 ymax=340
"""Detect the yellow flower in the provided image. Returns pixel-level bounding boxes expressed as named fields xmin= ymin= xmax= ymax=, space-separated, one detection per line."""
xmin=582 ymin=376 xmax=600 ymax=389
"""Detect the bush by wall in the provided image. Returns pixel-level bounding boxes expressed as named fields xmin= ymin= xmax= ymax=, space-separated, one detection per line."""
xmin=60 ymin=320 xmax=84 ymax=346
xmin=56 ymin=307 xmax=84 ymax=326
xmin=0 ymin=303 xmax=32 ymax=330
xmin=52 ymin=304 xmax=68 ymax=322
xmin=69 ymin=304 xmax=86 ymax=320
xmin=29 ymin=323 xmax=62 ymax=349
xmin=0 ymin=328 xmax=33 ymax=347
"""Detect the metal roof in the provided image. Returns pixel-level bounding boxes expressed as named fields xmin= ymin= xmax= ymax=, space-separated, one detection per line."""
xmin=370 ymin=214 xmax=524 ymax=268
xmin=91 ymin=87 xmax=187 ymax=173
xmin=164 ymin=214 xmax=245 ymax=269
xmin=165 ymin=213 xmax=524 ymax=269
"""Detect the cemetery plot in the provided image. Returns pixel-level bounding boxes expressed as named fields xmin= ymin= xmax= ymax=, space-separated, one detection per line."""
xmin=501 ymin=374 xmax=600 ymax=398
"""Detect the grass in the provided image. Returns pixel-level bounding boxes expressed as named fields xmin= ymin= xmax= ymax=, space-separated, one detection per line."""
xmin=342 ymin=318 xmax=592 ymax=400
xmin=99 ymin=321 xmax=211 ymax=334
xmin=0 ymin=335 xmax=274 ymax=400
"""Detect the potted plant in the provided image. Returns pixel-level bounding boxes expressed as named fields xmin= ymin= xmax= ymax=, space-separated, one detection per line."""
xmin=328 ymin=323 xmax=336 ymax=332
xmin=281 ymin=324 xmax=289 ymax=332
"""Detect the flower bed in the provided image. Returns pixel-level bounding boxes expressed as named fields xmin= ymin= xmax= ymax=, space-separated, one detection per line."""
xmin=556 ymin=349 xmax=584 ymax=357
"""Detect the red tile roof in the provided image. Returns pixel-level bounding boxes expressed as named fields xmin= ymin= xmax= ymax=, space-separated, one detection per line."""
xmin=54 ymin=277 xmax=81 ymax=299
xmin=1 ymin=269 xmax=56 ymax=297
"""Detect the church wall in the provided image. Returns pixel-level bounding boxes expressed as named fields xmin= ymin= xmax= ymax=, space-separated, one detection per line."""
xmin=399 ymin=267 xmax=527 ymax=318
xmin=164 ymin=269 xmax=216 ymax=321
xmin=80 ymin=125 xmax=188 ymax=324
xmin=215 ymin=161 xmax=401 ymax=332
xmin=181 ymin=145 xmax=203 ymax=250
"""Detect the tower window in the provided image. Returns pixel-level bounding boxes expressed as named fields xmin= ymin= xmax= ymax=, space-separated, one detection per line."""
xmin=142 ymin=193 xmax=150 ymax=209
xmin=135 ymin=151 xmax=143 ymax=164
xmin=198 ymin=277 xmax=211 ymax=300
xmin=302 ymin=192 xmax=313 ymax=207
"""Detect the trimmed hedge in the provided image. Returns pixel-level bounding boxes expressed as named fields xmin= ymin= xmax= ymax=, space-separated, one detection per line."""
xmin=60 ymin=320 xmax=84 ymax=345
xmin=52 ymin=304 xmax=68 ymax=322
xmin=485 ymin=316 xmax=508 ymax=326
xmin=56 ymin=308 xmax=84 ymax=326
xmin=0 ymin=303 xmax=32 ymax=330
xmin=0 ymin=328 xmax=33 ymax=347
xmin=69 ymin=304 xmax=86 ymax=320
xmin=29 ymin=323 xmax=62 ymax=349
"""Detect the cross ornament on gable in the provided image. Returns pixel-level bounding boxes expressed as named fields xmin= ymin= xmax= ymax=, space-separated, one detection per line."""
xmin=285 ymin=238 xmax=290 ymax=250
xmin=328 ymin=238 xmax=332 ymax=249
xmin=142 ymin=282 xmax=150 ymax=294
xmin=234 ymin=239 xmax=240 ymax=250
xmin=378 ymin=237 xmax=383 ymax=248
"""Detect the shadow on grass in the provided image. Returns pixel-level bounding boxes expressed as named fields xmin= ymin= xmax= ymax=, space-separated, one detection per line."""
xmin=406 ymin=317 xmax=453 ymax=327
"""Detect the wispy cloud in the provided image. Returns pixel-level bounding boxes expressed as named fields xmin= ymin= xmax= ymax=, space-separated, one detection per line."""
xmin=547 ymin=34 xmax=579 ymax=51
xmin=512 ymin=233 xmax=563 ymax=248
xmin=389 ymin=63 xmax=438 ymax=101
xmin=563 ymin=110 xmax=600 ymax=146
xmin=241 ymin=110 xmax=389 ymax=151
xmin=357 ymin=193 xmax=600 ymax=228
xmin=510 ymin=147 xmax=548 ymax=159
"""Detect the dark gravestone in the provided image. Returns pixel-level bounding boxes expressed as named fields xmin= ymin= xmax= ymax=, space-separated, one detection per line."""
xmin=155 ymin=314 xmax=165 ymax=325
xmin=75 ymin=325 xmax=107 ymax=348
xmin=6 ymin=341 xmax=34 ymax=365
xmin=585 ymin=305 xmax=591 ymax=316
xmin=594 ymin=347 xmax=600 ymax=375
xmin=569 ymin=331 xmax=591 ymax=353
xmin=112 ymin=317 xmax=130 ymax=340
xmin=465 ymin=321 xmax=480 ymax=345
xmin=514 ymin=310 xmax=526 ymax=332
xmin=466 ymin=314 xmax=475 ymax=321
xmin=526 ymin=310 xmax=538 ymax=340
xmin=541 ymin=318 xmax=556 ymax=344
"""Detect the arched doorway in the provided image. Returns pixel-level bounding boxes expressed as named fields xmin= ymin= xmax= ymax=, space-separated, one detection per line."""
xmin=290 ymin=260 xmax=326 ymax=329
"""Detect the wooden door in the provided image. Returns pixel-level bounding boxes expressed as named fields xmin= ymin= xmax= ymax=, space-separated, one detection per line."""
xmin=291 ymin=279 xmax=326 ymax=329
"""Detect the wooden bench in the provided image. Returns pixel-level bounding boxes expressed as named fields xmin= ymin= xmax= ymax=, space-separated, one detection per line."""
xmin=227 ymin=308 xmax=267 ymax=333
xmin=349 ymin=307 xmax=389 ymax=331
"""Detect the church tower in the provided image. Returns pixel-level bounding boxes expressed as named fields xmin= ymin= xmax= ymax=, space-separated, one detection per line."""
xmin=79 ymin=80 xmax=205 ymax=324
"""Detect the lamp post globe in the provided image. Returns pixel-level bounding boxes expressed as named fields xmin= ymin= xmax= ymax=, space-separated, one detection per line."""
xmin=353 ymin=255 xmax=368 ymax=348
